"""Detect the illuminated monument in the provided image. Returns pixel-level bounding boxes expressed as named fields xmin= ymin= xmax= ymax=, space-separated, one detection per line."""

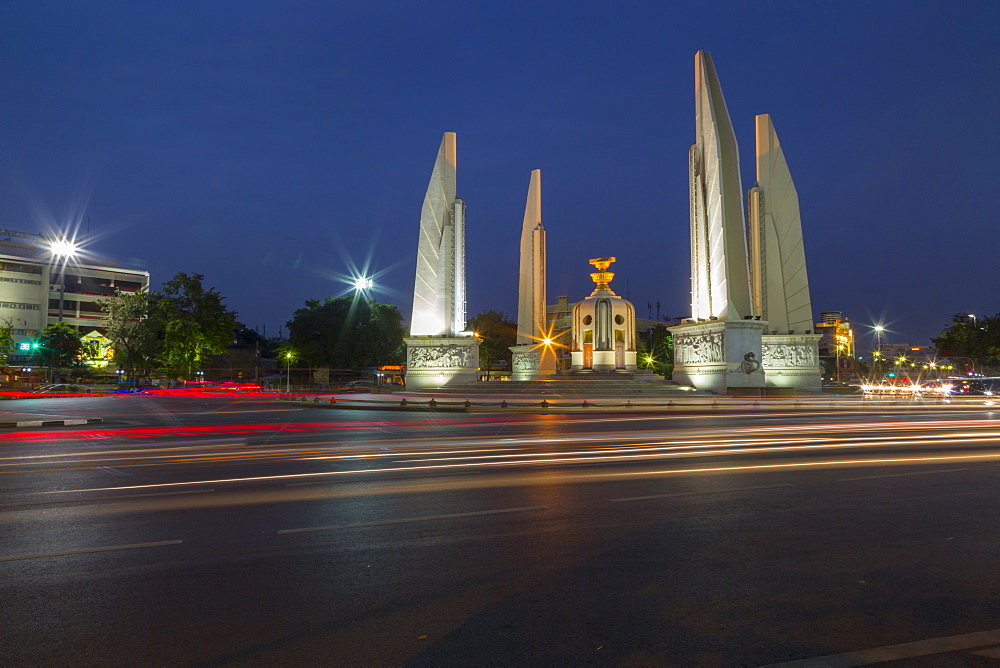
xmin=570 ymin=258 xmax=637 ymax=373
xmin=404 ymin=132 xmax=481 ymax=390
xmin=749 ymin=114 xmax=822 ymax=390
xmin=510 ymin=170 xmax=557 ymax=380
xmin=670 ymin=51 xmax=766 ymax=393
xmin=670 ymin=51 xmax=820 ymax=393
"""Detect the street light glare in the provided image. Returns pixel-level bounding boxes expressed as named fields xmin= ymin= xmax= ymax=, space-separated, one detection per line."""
xmin=50 ymin=239 xmax=79 ymax=258
xmin=354 ymin=276 xmax=373 ymax=291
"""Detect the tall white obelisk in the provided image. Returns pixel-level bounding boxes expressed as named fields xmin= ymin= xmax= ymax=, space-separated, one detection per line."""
xmin=510 ymin=169 xmax=556 ymax=380
xmin=670 ymin=51 xmax=765 ymax=394
xmin=405 ymin=132 xmax=481 ymax=389
xmin=749 ymin=114 xmax=821 ymax=391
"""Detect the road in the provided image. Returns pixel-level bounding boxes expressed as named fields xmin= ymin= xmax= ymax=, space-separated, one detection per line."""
xmin=3 ymin=394 xmax=1000 ymax=666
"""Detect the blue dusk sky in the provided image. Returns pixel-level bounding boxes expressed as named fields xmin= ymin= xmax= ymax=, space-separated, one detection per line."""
xmin=2 ymin=1 xmax=998 ymax=349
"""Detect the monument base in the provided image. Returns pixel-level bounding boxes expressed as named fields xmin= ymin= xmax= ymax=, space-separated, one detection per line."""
xmin=761 ymin=333 xmax=822 ymax=392
xmin=569 ymin=349 xmax=637 ymax=373
xmin=404 ymin=336 xmax=481 ymax=390
xmin=510 ymin=344 xmax=557 ymax=381
xmin=669 ymin=320 xmax=766 ymax=394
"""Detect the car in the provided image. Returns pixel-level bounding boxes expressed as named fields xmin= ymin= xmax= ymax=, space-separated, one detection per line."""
xmin=335 ymin=380 xmax=379 ymax=393
xmin=30 ymin=384 xmax=91 ymax=394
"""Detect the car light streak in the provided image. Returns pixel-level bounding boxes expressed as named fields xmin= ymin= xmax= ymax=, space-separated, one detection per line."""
xmin=388 ymin=430 xmax=1000 ymax=464
xmin=592 ymin=453 xmax=1000 ymax=479
xmin=42 ymin=438 xmax=1000 ymax=496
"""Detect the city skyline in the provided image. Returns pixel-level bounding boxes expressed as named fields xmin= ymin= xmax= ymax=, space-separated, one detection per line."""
xmin=2 ymin=1 xmax=997 ymax=350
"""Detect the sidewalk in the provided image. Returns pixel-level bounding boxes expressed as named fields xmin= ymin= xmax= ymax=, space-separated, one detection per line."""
xmin=0 ymin=413 xmax=103 ymax=428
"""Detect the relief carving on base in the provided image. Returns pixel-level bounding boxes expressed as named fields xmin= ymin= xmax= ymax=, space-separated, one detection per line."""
xmin=762 ymin=344 xmax=817 ymax=367
xmin=512 ymin=350 xmax=540 ymax=371
xmin=674 ymin=332 xmax=724 ymax=365
xmin=408 ymin=344 xmax=474 ymax=369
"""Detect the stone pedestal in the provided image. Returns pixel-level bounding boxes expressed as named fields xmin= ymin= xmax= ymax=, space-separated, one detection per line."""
xmin=669 ymin=320 xmax=766 ymax=394
xmin=404 ymin=336 xmax=481 ymax=390
xmin=510 ymin=344 xmax=557 ymax=381
xmin=761 ymin=333 xmax=822 ymax=392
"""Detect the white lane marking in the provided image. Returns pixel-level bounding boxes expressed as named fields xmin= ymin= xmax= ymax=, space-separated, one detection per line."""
xmin=837 ymin=467 xmax=970 ymax=482
xmin=609 ymin=484 xmax=794 ymax=503
xmin=0 ymin=489 xmax=215 ymax=509
xmin=766 ymin=627 xmax=1000 ymax=666
xmin=277 ymin=505 xmax=549 ymax=534
xmin=0 ymin=539 xmax=182 ymax=562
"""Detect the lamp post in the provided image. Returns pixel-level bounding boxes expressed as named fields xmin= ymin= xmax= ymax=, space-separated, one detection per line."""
xmin=873 ymin=325 xmax=884 ymax=380
xmin=285 ymin=351 xmax=293 ymax=393
xmin=49 ymin=238 xmax=79 ymax=323
xmin=47 ymin=238 xmax=79 ymax=384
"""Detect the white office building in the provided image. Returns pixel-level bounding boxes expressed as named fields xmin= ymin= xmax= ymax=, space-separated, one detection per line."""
xmin=0 ymin=229 xmax=150 ymax=366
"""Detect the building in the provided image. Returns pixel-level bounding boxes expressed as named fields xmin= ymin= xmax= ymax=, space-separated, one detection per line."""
xmin=0 ymin=229 xmax=150 ymax=367
xmin=814 ymin=311 xmax=855 ymax=379
xmin=815 ymin=311 xmax=854 ymax=358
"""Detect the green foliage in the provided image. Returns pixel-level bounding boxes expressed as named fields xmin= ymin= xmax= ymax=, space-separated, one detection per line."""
xmin=468 ymin=310 xmax=516 ymax=379
xmin=932 ymin=312 xmax=1000 ymax=370
xmin=0 ymin=317 xmax=13 ymax=362
xmin=159 ymin=273 xmax=239 ymax=380
xmin=99 ymin=274 xmax=239 ymax=381
xmin=38 ymin=322 xmax=85 ymax=369
xmin=286 ymin=295 xmax=405 ymax=369
xmin=638 ymin=324 xmax=673 ymax=376
xmin=98 ymin=287 xmax=162 ymax=383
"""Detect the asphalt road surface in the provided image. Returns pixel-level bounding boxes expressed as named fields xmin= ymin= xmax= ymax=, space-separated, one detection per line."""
xmin=3 ymin=395 xmax=1000 ymax=666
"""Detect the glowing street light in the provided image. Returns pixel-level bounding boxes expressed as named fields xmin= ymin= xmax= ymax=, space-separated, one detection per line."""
xmin=353 ymin=276 xmax=373 ymax=291
xmin=49 ymin=237 xmax=80 ymax=323
xmin=285 ymin=351 xmax=294 ymax=393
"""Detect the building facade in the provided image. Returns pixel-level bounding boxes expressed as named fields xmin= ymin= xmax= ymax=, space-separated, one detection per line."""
xmin=0 ymin=229 xmax=150 ymax=366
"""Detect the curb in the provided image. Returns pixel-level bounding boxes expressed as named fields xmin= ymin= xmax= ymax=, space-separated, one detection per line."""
xmin=0 ymin=417 xmax=104 ymax=428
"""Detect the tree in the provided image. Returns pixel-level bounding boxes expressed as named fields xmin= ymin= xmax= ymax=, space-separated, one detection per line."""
xmin=468 ymin=310 xmax=516 ymax=380
xmin=638 ymin=324 xmax=673 ymax=377
xmin=0 ymin=317 xmax=13 ymax=364
xmin=98 ymin=287 xmax=163 ymax=383
xmin=286 ymin=295 xmax=405 ymax=369
xmin=932 ymin=312 xmax=1000 ymax=371
xmin=38 ymin=322 xmax=85 ymax=379
xmin=159 ymin=273 xmax=238 ymax=380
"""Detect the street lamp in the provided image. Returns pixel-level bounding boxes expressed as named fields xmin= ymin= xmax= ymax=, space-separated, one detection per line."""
xmin=354 ymin=276 xmax=373 ymax=291
xmin=49 ymin=238 xmax=79 ymax=323
xmin=285 ymin=351 xmax=294 ymax=393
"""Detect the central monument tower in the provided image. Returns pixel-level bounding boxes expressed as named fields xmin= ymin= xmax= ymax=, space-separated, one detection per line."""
xmin=570 ymin=258 xmax=637 ymax=373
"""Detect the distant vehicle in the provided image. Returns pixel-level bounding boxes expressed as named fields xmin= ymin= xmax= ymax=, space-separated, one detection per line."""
xmin=335 ymin=380 xmax=379 ymax=393
xmin=30 ymin=384 xmax=91 ymax=394
xmin=136 ymin=382 xmax=263 ymax=396
xmin=941 ymin=378 xmax=1000 ymax=396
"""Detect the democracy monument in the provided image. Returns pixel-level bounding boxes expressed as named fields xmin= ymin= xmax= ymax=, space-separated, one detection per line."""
xmin=404 ymin=51 xmax=821 ymax=394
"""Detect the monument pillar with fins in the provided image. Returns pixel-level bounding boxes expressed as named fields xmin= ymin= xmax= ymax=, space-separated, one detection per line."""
xmin=510 ymin=169 xmax=557 ymax=380
xmin=404 ymin=132 xmax=481 ymax=390
xmin=669 ymin=51 xmax=765 ymax=394
xmin=749 ymin=114 xmax=822 ymax=391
